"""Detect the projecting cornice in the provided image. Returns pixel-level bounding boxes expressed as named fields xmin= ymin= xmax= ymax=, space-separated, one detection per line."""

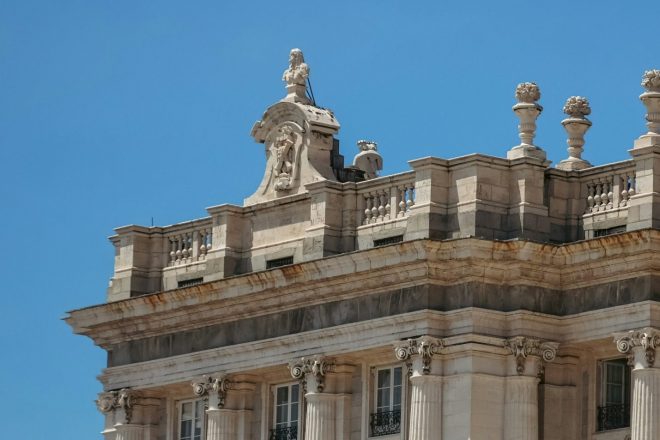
xmin=65 ymin=230 xmax=660 ymax=348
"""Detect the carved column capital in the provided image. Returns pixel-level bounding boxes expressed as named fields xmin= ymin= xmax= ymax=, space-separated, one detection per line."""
xmin=504 ymin=336 xmax=558 ymax=377
xmin=96 ymin=388 xmax=138 ymax=424
xmin=394 ymin=336 xmax=444 ymax=375
xmin=614 ymin=327 xmax=660 ymax=369
xmin=288 ymin=355 xmax=335 ymax=393
xmin=192 ymin=375 xmax=232 ymax=410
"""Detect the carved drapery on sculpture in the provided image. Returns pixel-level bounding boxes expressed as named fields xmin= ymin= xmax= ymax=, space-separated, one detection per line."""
xmin=394 ymin=336 xmax=444 ymax=375
xmin=192 ymin=374 xmax=232 ymax=409
xmin=289 ymin=356 xmax=335 ymax=393
xmin=96 ymin=388 xmax=137 ymax=423
xmin=352 ymin=140 xmax=383 ymax=180
xmin=615 ymin=328 xmax=660 ymax=368
xmin=271 ymin=123 xmax=303 ymax=192
xmin=504 ymin=336 xmax=558 ymax=376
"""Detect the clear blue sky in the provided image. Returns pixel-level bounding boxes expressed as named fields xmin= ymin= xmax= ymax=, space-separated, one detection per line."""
xmin=0 ymin=1 xmax=657 ymax=438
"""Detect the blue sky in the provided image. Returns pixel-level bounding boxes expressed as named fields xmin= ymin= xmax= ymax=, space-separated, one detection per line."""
xmin=0 ymin=1 xmax=657 ymax=438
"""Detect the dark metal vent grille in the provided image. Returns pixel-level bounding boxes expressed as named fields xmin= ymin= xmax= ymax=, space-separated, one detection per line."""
xmin=373 ymin=235 xmax=404 ymax=247
xmin=178 ymin=277 xmax=204 ymax=288
xmin=267 ymin=256 xmax=294 ymax=269
xmin=594 ymin=226 xmax=627 ymax=237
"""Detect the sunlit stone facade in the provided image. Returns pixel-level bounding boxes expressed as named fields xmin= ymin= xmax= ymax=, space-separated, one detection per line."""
xmin=67 ymin=55 xmax=660 ymax=440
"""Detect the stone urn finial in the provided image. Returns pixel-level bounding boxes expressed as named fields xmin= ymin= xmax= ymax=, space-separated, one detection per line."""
xmin=635 ymin=69 xmax=660 ymax=148
xmin=557 ymin=96 xmax=593 ymax=171
xmin=507 ymin=82 xmax=548 ymax=161
xmin=282 ymin=48 xmax=311 ymax=105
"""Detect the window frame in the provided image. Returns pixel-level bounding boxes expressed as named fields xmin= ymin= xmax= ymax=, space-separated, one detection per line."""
xmin=176 ymin=398 xmax=206 ymax=440
xmin=270 ymin=382 xmax=301 ymax=440
xmin=369 ymin=364 xmax=405 ymax=438
xmin=597 ymin=357 xmax=632 ymax=432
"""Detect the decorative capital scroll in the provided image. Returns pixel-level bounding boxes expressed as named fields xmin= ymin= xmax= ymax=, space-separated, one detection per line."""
xmin=394 ymin=336 xmax=444 ymax=375
xmin=504 ymin=337 xmax=558 ymax=376
xmin=614 ymin=328 xmax=660 ymax=368
xmin=288 ymin=356 xmax=335 ymax=393
xmin=192 ymin=375 xmax=232 ymax=409
xmin=96 ymin=388 xmax=137 ymax=423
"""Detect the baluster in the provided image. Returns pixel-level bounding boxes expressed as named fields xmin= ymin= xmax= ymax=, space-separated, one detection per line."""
xmin=398 ymin=187 xmax=406 ymax=218
xmin=175 ymin=235 xmax=182 ymax=264
xmin=385 ymin=188 xmax=391 ymax=220
xmin=370 ymin=192 xmax=378 ymax=223
xmin=587 ymin=183 xmax=595 ymax=213
xmin=199 ymin=229 xmax=207 ymax=259
xmin=186 ymin=233 xmax=193 ymax=262
xmin=363 ymin=194 xmax=372 ymax=225
xmin=169 ymin=237 xmax=177 ymax=266
xmin=619 ymin=175 xmax=628 ymax=207
xmin=593 ymin=182 xmax=602 ymax=212
xmin=629 ymin=174 xmax=636 ymax=199
xmin=606 ymin=177 xmax=614 ymax=210
xmin=405 ymin=185 xmax=415 ymax=212
xmin=181 ymin=233 xmax=189 ymax=261
xmin=600 ymin=180 xmax=609 ymax=211
xmin=377 ymin=191 xmax=386 ymax=221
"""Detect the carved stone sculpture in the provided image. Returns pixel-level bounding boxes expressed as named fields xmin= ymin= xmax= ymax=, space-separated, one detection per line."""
xmin=615 ymin=327 xmax=660 ymax=368
xmin=282 ymin=48 xmax=311 ymax=104
xmin=557 ymin=96 xmax=593 ymax=171
xmin=507 ymin=82 xmax=547 ymax=161
xmin=638 ymin=69 xmax=660 ymax=142
xmin=96 ymin=388 xmax=136 ymax=423
xmin=394 ymin=336 xmax=443 ymax=375
xmin=192 ymin=374 xmax=232 ymax=409
xmin=352 ymin=140 xmax=383 ymax=180
xmin=271 ymin=124 xmax=302 ymax=191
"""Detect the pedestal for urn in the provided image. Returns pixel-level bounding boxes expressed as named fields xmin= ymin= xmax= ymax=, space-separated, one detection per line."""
xmin=507 ymin=82 xmax=548 ymax=161
xmin=557 ymin=96 xmax=593 ymax=171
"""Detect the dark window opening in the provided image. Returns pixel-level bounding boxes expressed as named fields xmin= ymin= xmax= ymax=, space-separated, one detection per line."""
xmin=178 ymin=277 xmax=204 ymax=288
xmin=373 ymin=235 xmax=404 ymax=247
xmin=594 ymin=225 xmax=627 ymax=238
xmin=267 ymin=256 xmax=294 ymax=269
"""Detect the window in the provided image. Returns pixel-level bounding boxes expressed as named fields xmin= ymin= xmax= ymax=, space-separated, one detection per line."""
xmin=271 ymin=383 xmax=300 ymax=440
xmin=267 ymin=256 xmax=294 ymax=269
xmin=179 ymin=399 xmax=205 ymax=440
xmin=373 ymin=235 xmax=403 ymax=247
xmin=370 ymin=366 xmax=402 ymax=437
xmin=597 ymin=358 xmax=631 ymax=431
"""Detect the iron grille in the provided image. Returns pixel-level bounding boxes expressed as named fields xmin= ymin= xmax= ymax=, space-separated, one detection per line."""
xmin=373 ymin=235 xmax=404 ymax=247
xmin=267 ymin=256 xmax=294 ymax=269
xmin=597 ymin=404 xmax=630 ymax=431
xmin=177 ymin=277 xmax=204 ymax=288
xmin=370 ymin=409 xmax=401 ymax=437
xmin=269 ymin=425 xmax=297 ymax=440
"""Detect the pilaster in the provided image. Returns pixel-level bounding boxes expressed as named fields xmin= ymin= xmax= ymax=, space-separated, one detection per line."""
xmin=96 ymin=388 xmax=158 ymax=440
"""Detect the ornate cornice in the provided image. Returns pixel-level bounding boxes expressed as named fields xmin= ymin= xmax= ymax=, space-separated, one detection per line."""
xmin=288 ymin=355 xmax=334 ymax=392
xmin=192 ymin=375 xmax=232 ymax=408
xmin=615 ymin=328 xmax=660 ymax=368
xmin=504 ymin=336 xmax=558 ymax=375
xmin=394 ymin=336 xmax=444 ymax=374
xmin=96 ymin=388 xmax=137 ymax=423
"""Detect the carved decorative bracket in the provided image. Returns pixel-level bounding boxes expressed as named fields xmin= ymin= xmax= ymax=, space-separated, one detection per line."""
xmin=394 ymin=336 xmax=444 ymax=375
xmin=504 ymin=337 xmax=558 ymax=376
xmin=288 ymin=355 xmax=335 ymax=393
xmin=615 ymin=328 xmax=660 ymax=368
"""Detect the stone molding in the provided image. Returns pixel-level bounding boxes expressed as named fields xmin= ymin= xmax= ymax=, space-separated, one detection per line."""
xmin=503 ymin=336 xmax=558 ymax=376
xmin=192 ymin=375 xmax=232 ymax=409
xmin=394 ymin=336 xmax=444 ymax=375
xmin=96 ymin=388 xmax=137 ymax=423
xmin=289 ymin=355 xmax=335 ymax=393
xmin=615 ymin=327 xmax=660 ymax=368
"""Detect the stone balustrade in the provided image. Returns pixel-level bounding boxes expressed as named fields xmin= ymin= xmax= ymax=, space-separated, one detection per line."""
xmin=167 ymin=222 xmax=213 ymax=267
xmin=357 ymin=172 xmax=415 ymax=225
xmin=585 ymin=163 xmax=636 ymax=214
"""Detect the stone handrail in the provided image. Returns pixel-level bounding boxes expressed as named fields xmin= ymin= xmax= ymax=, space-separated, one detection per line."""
xmin=164 ymin=218 xmax=213 ymax=267
xmin=356 ymin=171 xmax=415 ymax=225
xmin=582 ymin=161 xmax=636 ymax=214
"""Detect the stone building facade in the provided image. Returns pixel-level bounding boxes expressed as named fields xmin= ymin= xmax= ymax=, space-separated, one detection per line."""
xmin=67 ymin=51 xmax=660 ymax=440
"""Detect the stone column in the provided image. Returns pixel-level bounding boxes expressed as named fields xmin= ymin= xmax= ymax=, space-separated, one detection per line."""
xmin=192 ymin=375 xmax=255 ymax=440
xmin=503 ymin=337 xmax=558 ymax=440
xmin=394 ymin=336 xmax=444 ymax=440
xmin=615 ymin=328 xmax=660 ymax=440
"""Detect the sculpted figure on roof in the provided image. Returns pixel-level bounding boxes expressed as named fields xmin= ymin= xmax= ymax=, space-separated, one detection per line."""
xmin=283 ymin=48 xmax=309 ymax=87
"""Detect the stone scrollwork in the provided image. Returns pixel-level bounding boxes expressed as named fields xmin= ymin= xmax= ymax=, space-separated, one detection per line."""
xmin=504 ymin=337 xmax=558 ymax=376
xmin=192 ymin=375 xmax=232 ymax=408
xmin=95 ymin=388 xmax=137 ymax=423
xmin=615 ymin=328 xmax=660 ymax=368
xmin=288 ymin=355 xmax=334 ymax=393
xmin=394 ymin=336 xmax=444 ymax=375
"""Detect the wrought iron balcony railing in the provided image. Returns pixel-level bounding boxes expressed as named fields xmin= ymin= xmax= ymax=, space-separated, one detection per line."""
xmin=370 ymin=409 xmax=401 ymax=437
xmin=597 ymin=403 xmax=630 ymax=431
xmin=270 ymin=425 xmax=297 ymax=440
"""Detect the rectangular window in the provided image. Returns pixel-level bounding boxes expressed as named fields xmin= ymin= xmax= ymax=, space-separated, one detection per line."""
xmin=597 ymin=358 xmax=631 ymax=431
xmin=267 ymin=256 xmax=294 ymax=269
xmin=271 ymin=383 xmax=299 ymax=440
xmin=373 ymin=235 xmax=404 ymax=247
xmin=179 ymin=399 xmax=205 ymax=440
xmin=370 ymin=366 xmax=403 ymax=437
